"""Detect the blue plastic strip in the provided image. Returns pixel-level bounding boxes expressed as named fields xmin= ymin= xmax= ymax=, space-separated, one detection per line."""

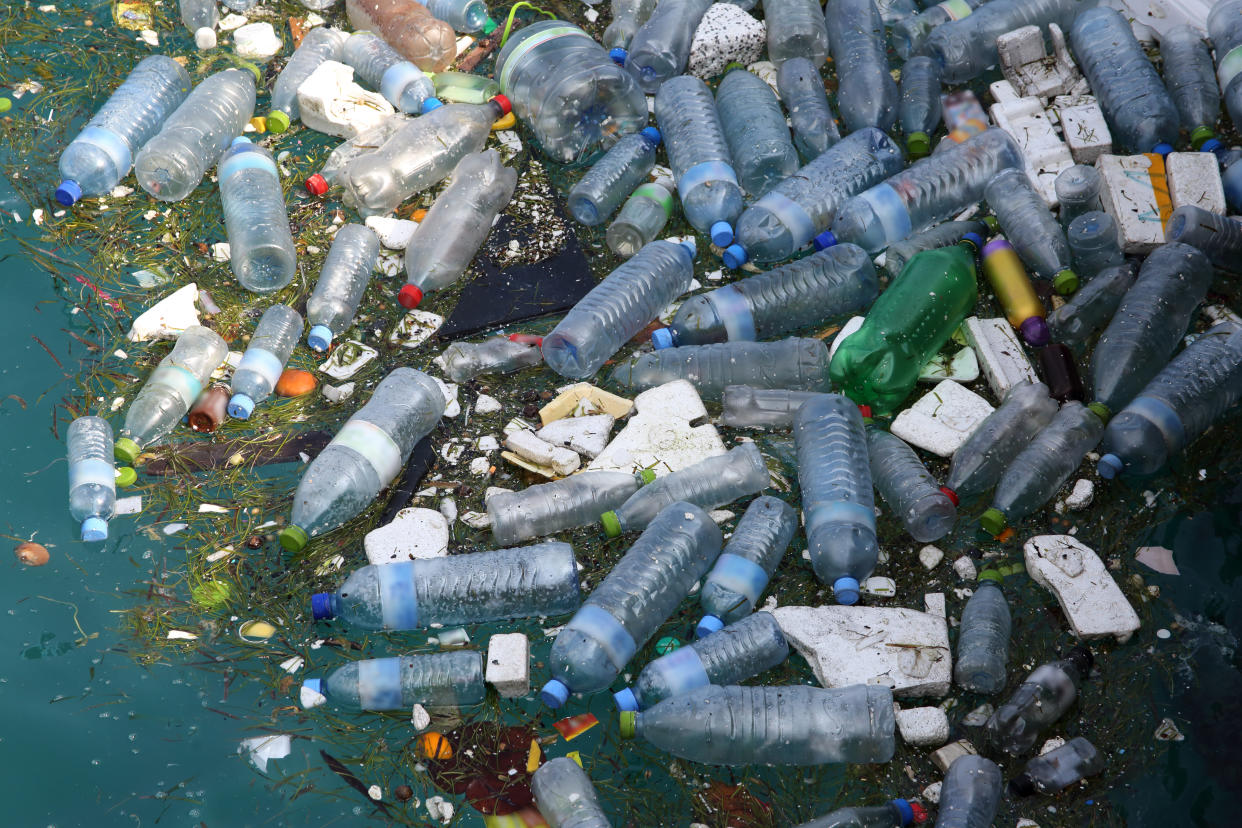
xmin=805 ymin=500 xmax=876 ymax=530
xmin=378 ymin=561 xmax=420 ymax=630
xmin=357 ymin=657 xmax=404 ymax=710
xmin=380 ymin=62 xmax=427 ymax=109
xmin=148 ymin=364 xmax=203 ymax=410
xmin=69 ymin=458 xmax=115 ymax=491
xmin=707 ymin=285 xmax=757 ymax=342
xmin=705 ymin=552 xmax=769 ymax=605
xmin=653 ymin=645 xmax=711 ymax=697
xmin=1127 ymin=395 xmax=1186 ymax=455
xmin=236 ymin=347 xmax=284 ymax=390
xmin=77 ymin=126 xmax=133 ymax=177
xmin=857 ymin=183 xmax=912 ymax=244
xmin=219 ymin=147 xmax=278 ymax=180
xmin=678 ymin=161 xmax=738 ymax=196
xmin=565 ymin=604 xmax=638 ymax=671
xmin=753 ymin=190 xmax=818 ymax=249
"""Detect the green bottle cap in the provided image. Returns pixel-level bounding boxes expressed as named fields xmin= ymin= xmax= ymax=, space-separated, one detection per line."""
xmin=0 ymin=98 xmax=11 ymax=113
xmin=1087 ymin=401 xmax=1111 ymax=423
xmin=722 ymin=61 xmax=747 ymax=74
xmin=979 ymin=508 xmax=1007 ymax=536
xmin=1053 ymin=269 xmax=1078 ymax=295
xmin=279 ymin=525 xmax=309 ymax=552
xmin=619 ymin=710 xmax=637 ymax=739
xmin=982 ymin=215 xmax=1000 ymax=234
xmin=113 ymin=437 xmax=141 ymax=465
xmin=638 ymin=469 xmax=657 ymax=486
xmin=978 ymin=568 xmax=1003 ymax=584
xmin=266 ymin=110 xmax=291 ymax=133
xmin=114 ymin=466 xmax=138 ymax=488
xmin=1190 ymin=125 xmax=1215 ymax=149
xmin=600 ymin=511 xmax=622 ymax=538
xmin=906 ymin=131 xmax=930 ymax=158
xmin=655 ymin=636 xmax=681 ymax=654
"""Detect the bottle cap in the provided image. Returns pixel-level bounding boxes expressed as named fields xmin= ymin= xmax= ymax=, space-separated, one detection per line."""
xmin=639 ymin=126 xmax=662 ymax=146
xmin=490 ymin=94 xmax=512 ymax=116
xmin=310 ymin=592 xmax=336 ymax=620
xmin=1200 ymin=137 xmax=1224 ymax=156
xmin=723 ymin=61 xmax=747 ymax=73
xmin=613 ymin=687 xmax=640 ymax=711
xmin=609 ymin=47 xmax=628 ymax=65
xmin=655 ymin=636 xmax=681 ymax=654
xmin=482 ymin=17 xmax=498 ymax=35
xmin=1087 ymin=401 xmax=1111 ymax=422
xmin=1008 ymin=772 xmax=1037 ymax=797
xmin=55 ymin=179 xmax=82 ymax=207
xmin=398 ymin=284 xmax=424 ymax=309
xmin=266 ymin=110 xmax=291 ymax=133
xmin=0 ymin=97 xmax=10 ymax=113
xmin=194 ymin=27 xmax=217 ymax=50
xmin=906 ymin=131 xmax=930 ymax=158
xmin=979 ymin=507 xmax=1007 ymax=536
xmin=892 ymin=798 xmax=916 ymax=825
xmin=1152 ymin=141 xmax=1174 ymax=157
xmin=114 ymin=437 xmax=141 ymax=465
xmin=305 ymin=173 xmax=329 ymax=196
xmin=421 ymin=97 xmax=444 ymax=114
xmin=540 ymin=678 xmax=570 ymax=708
xmin=680 ymin=237 xmax=697 ymax=259
xmin=600 ymin=510 xmax=622 ymax=538
xmin=115 ymin=466 xmax=138 ymax=488
xmin=279 ymin=525 xmax=309 ymax=552
xmin=638 ymin=469 xmax=657 ymax=486
xmin=1066 ymin=644 xmax=1094 ymax=677
xmin=1019 ymin=316 xmax=1050 ymax=347
xmin=1053 ymin=269 xmax=1078 ymax=295
xmin=651 ymin=327 xmax=675 ymax=350
xmin=833 ymin=577 xmax=860 ymax=605
xmin=695 ymin=615 xmax=725 ymax=638
xmin=710 ymin=221 xmax=734 ymax=247
xmin=307 ymin=325 xmax=333 ymax=353
xmin=1191 ymin=126 xmax=1216 ymax=150
xmin=856 ymin=404 xmax=872 ymax=419
xmin=619 ymin=710 xmax=637 ymax=739
xmin=81 ymin=517 xmax=108 ymax=543
xmin=812 ymin=229 xmax=837 ymax=250
xmin=977 ymin=568 xmax=1003 ymax=584
xmin=1098 ymin=452 xmax=1123 ymax=479
xmin=960 ymin=231 xmax=984 ymax=252
xmin=227 ymin=393 xmax=256 ymax=420
xmin=302 ymin=677 xmax=324 ymax=696
xmin=722 ymin=244 xmax=747 ymax=269
xmin=939 ymin=486 xmax=959 ymax=506
xmin=230 ymin=136 xmax=252 ymax=147
xmin=908 ymin=801 xmax=929 ymax=823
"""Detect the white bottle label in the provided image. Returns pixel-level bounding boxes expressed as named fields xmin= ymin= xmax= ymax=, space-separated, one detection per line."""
xmin=331 ymin=419 xmax=404 ymax=483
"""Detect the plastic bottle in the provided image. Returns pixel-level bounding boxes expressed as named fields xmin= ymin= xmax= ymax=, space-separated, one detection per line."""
xmin=794 ymin=394 xmax=875 ymax=603
xmin=985 ymin=167 xmax=1077 ymax=293
xmin=720 ymin=386 xmax=824 ymax=429
xmin=179 ymin=0 xmax=219 ymax=47
xmin=302 ymin=651 xmax=484 ymax=710
xmin=1009 ymin=737 xmax=1106 ymax=796
xmin=614 ymin=612 xmax=788 ymax=710
xmin=978 ymin=402 xmax=1105 ymax=535
xmin=619 ymin=684 xmax=895 ymax=765
xmin=953 ymin=571 xmax=1009 ymax=693
xmin=399 ymin=150 xmax=516 ymax=307
xmin=346 ymin=0 xmax=457 ymax=72
xmin=341 ymin=31 xmax=439 ymax=116
xmin=765 ymin=0 xmax=830 ymax=65
xmin=935 ymin=755 xmax=1002 ymax=828
xmin=893 ymin=0 xmax=988 ymax=60
xmin=942 ymin=381 xmax=1059 ymax=501
xmin=825 ymin=0 xmax=898 ymax=133
xmin=717 ymin=67 xmax=800 ymax=198
xmin=311 ymin=542 xmax=580 ymax=629
xmin=430 ymin=71 xmax=500 ymax=104
xmin=980 ymin=239 xmax=1050 ymax=347
xmin=134 ymin=69 xmax=256 ymax=203
xmin=778 ymin=58 xmax=841 ymax=164
xmin=696 ymin=496 xmax=796 ymax=634
xmin=67 ymin=416 xmax=117 ymax=542
xmin=655 ymin=75 xmax=743 ymax=245
xmin=607 ymin=183 xmax=673 ymax=257
xmin=55 ymin=56 xmax=190 ymax=206
xmin=603 ymin=0 xmax=659 ymax=59
xmin=731 ymin=128 xmax=905 ymax=265
xmin=424 ymin=0 xmax=497 ymax=33
xmin=1097 ymin=322 xmax=1242 ymax=478
xmin=541 ymin=501 xmax=722 ymax=706
xmin=899 ymin=57 xmax=943 ymax=158
xmin=339 ymin=96 xmax=509 ymax=217
xmin=624 ymin=0 xmax=714 ymax=93
xmin=228 ymin=305 xmax=303 ymax=419
xmin=115 ymin=327 xmax=228 ymax=464
xmin=659 ymin=245 xmax=879 ymax=348
xmin=1088 ymin=242 xmax=1212 ymax=417
xmin=306 ymin=224 xmax=381 ymax=352
xmin=218 ymin=138 xmax=297 ymax=293
xmin=1070 ymin=7 xmax=1179 ymax=154
xmin=883 ymin=219 xmax=989 ymax=278
xmin=269 ymin=27 xmax=347 ymax=132
xmin=826 ymin=129 xmax=1022 ymax=253
xmin=279 ymin=368 xmax=446 ymax=551
xmin=496 ymin=20 xmax=648 ymax=164
xmin=488 ymin=471 xmax=650 ymax=546
xmin=867 ymin=428 xmax=956 ymax=542
xmin=304 ymin=114 xmax=409 ymax=196
xmin=829 ymin=237 xmax=980 ymax=414
xmin=542 ymin=239 xmax=696 ymax=380
xmin=1037 ymin=342 xmax=1084 ymax=402
xmin=1164 ymin=204 xmax=1242 ymax=270
xmin=567 ymin=128 xmax=662 ymax=226
xmin=1160 ymin=25 xmax=1220 ymax=149
xmin=1221 ymin=150 xmax=1242 ymax=212
xmin=925 ymin=0 xmax=1093 ymax=84
xmin=1053 ymin=164 xmax=1103 ymax=229
xmin=611 ymin=338 xmax=833 ymax=399
xmin=600 ymin=443 xmax=769 ymax=537
xmin=439 ymin=336 xmax=543 ymax=382
xmin=1046 ymin=262 xmax=1136 ymax=353
xmin=935 ymin=90 xmax=989 ymax=150
xmin=795 ymin=800 xmax=926 ymax=828
xmin=1067 ymin=211 xmax=1123 ymax=281
xmin=531 ymin=757 xmax=610 ymax=828
xmin=985 ymin=647 xmax=1092 ymax=755
xmin=1208 ymin=0 xmax=1242 ymax=136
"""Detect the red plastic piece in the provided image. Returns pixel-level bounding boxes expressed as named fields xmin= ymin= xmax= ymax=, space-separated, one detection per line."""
xmin=304 ymin=173 xmax=328 ymax=196
xmin=398 ymin=284 xmax=424 ymax=309
xmin=939 ymin=486 xmax=959 ymax=506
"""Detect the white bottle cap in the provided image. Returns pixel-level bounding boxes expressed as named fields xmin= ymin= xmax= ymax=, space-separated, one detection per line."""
xmin=195 ymin=27 xmax=218 ymax=50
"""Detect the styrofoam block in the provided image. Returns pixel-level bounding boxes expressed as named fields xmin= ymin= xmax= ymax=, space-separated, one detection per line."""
xmin=297 ymin=61 xmax=395 ymax=140
xmin=688 ymin=4 xmax=766 ymax=80
xmin=962 ymin=317 xmax=1038 ymax=398
xmin=996 ymin=24 xmax=1082 ymax=100
xmin=924 ymin=593 xmax=946 ymax=618
xmin=1024 ymin=534 xmax=1141 ymax=642
xmin=890 ymin=379 xmax=995 ymax=458
xmin=895 ymin=706 xmax=951 ymax=747
xmin=862 ymin=576 xmax=897 ymax=597
xmin=1065 ymin=478 xmax=1094 ymax=510
xmin=953 ymin=556 xmax=977 ymax=580
xmin=1096 ymin=153 xmax=1171 ymax=254
xmin=364 ymin=507 xmax=449 ymax=564
xmin=1053 ymin=95 xmax=1112 ymax=165
xmin=476 ymin=394 xmax=503 ymax=414
xmin=1167 ymin=152 xmax=1226 ymax=215
xmin=505 ymin=430 xmax=581 ymax=476
xmin=233 ymin=22 xmax=282 ymax=62
xmin=772 ymin=604 xmax=952 ymax=698
xmin=1104 ymin=0 xmax=1213 ymax=39
xmin=988 ymin=85 xmax=1072 ymax=205
xmin=486 ymin=633 xmax=530 ymax=698
xmin=919 ymin=545 xmax=945 ymax=569
xmin=127 ymin=282 xmax=200 ymax=342
xmin=536 ymin=413 xmax=615 ymax=459
xmin=365 ymin=216 xmax=418 ymax=250
xmin=588 ymin=380 xmax=726 ymax=476
xmin=931 ymin=739 xmax=977 ymax=772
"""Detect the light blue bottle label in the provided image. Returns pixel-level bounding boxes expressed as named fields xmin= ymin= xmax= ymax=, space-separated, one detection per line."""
xmin=148 ymin=363 xmax=204 ymax=410
xmin=565 ymin=604 xmax=638 ymax=670
xmin=706 ymin=552 xmax=770 ymax=604
xmin=237 ymin=347 xmax=284 ymax=391
xmin=357 ymin=657 xmax=404 ymax=710
xmin=1127 ymin=395 xmax=1186 ymax=454
xmin=77 ymin=126 xmax=133 ymax=177
xmin=378 ymin=561 xmax=421 ymax=630
xmin=331 ymin=419 xmax=404 ymax=483
xmin=678 ymin=161 xmax=739 ymax=195
xmin=805 ymin=500 xmax=876 ymax=530
xmin=938 ymin=0 xmax=973 ymax=20
xmin=654 ymin=645 xmax=711 ymax=697
xmin=69 ymin=458 xmax=115 ymax=491
xmin=857 ymin=183 xmax=912 ymax=246
xmin=381 ymin=62 xmax=427 ymax=108
xmin=754 ymin=190 xmax=818 ymax=249
xmin=707 ymin=285 xmax=757 ymax=342
xmin=219 ymin=148 xmax=278 ymax=181
xmin=498 ymin=25 xmax=585 ymax=92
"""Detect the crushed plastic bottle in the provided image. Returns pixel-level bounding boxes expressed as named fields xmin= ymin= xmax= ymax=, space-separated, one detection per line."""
xmin=624 ymin=0 xmax=714 ymax=92
xmin=720 ymin=386 xmax=825 ymax=429
xmin=304 ymin=114 xmax=409 ymax=196
xmin=884 ymin=219 xmax=990 ymax=278
xmin=346 ymin=0 xmax=457 ymax=73
xmin=603 ymin=0 xmax=658 ymax=59
xmin=341 ymin=31 xmax=440 ymax=115
xmin=1208 ymin=0 xmax=1242 ymax=136
xmin=424 ymin=0 xmax=497 ymax=34
xmin=1053 ymin=164 xmax=1103 ymax=229
xmin=778 ymin=57 xmax=841 ymax=163
xmin=953 ymin=570 xmax=1010 ymax=693
xmin=67 ymin=416 xmax=117 ymax=542
xmin=925 ymin=0 xmax=1092 ymax=84
xmin=696 ymin=496 xmax=796 ymax=634
xmin=825 ymin=0 xmax=898 ymax=132
xmin=985 ymin=167 xmax=1077 ymax=294
xmin=980 ymin=238 xmax=1050 ymax=347
xmin=985 ymin=646 xmax=1092 ymax=755
xmin=607 ymin=183 xmax=673 ymax=257
xmin=611 ymin=337 xmax=833 ymax=399
xmin=306 ymin=224 xmax=381 ymax=352
xmin=439 ymin=335 xmax=543 ymax=382
xmin=766 ymin=0 xmax=830 ymax=65
xmin=302 ymin=651 xmax=484 ymax=710
xmin=1009 ymin=736 xmax=1106 ymax=796
xmin=488 ymin=470 xmax=651 ymax=546
xmin=899 ymin=56 xmax=943 ymax=158
xmin=1046 ymin=262 xmax=1136 ymax=353
xmin=268 ymin=27 xmax=347 ymax=132
xmin=795 ymin=799 xmax=926 ymax=827
xmin=1067 ymin=211 xmax=1123 ymax=281
xmin=228 ymin=304 xmax=303 ymax=419
xmin=567 ymin=128 xmax=662 ymax=226
xmin=935 ymin=755 xmax=1002 ymax=828
xmin=1160 ymin=24 xmax=1220 ymax=150
xmin=717 ymin=66 xmax=800 ymax=198
xmin=219 ymin=138 xmax=297 ymax=293
xmin=531 ymin=757 xmax=611 ymax=828
xmin=1164 ymin=204 xmax=1242 ymax=270
xmin=867 ymin=427 xmax=957 ymax=542
xmin=893 ymin=0 xmax=986 ymax=60
xmin=942 ymin=381 xmax=1059 ymax=501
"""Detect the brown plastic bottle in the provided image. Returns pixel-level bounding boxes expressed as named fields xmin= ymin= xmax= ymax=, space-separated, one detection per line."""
xmin=347 ymin=0 xmax=457 ymax=73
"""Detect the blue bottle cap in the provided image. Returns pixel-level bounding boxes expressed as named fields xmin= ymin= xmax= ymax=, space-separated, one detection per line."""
xmin=609 ymin=47 xmax=628 ymax=65
xmin=695 ymin=615 xmax=725 ymax=638
xmin=812 ymin=229 xmax=837 ymax=250
xmin=1201 ymin=138 xmax=1224 ymax=157
xmin=55 ymin=179 xmax=82 ymax=206
xmin=892 ymin=798 xmax=915 ymax=826
xmin=307 ymin=325 xmax=333 ymax=352
xmin=710 ymin=221 xmax=734 ymax=247
xmin=540 ymin=678 xmax=570 ymax=708
xmin=310 ymin=592 xmax=336 ymax=620
xmin=227 ymin=393 xmax=255 ymax=420
xmin=640 ymin=126 xmax=662 ymax=146
xmin=722 ymin=244 xmax=747 ymax=269
xmin=651 ymin=327 xmax=675 ymax=350
xmin=302 ymin=678 xmax=324 ymax=696
xmin=421 ymin=97 xmax=444 ymax=114
xmin=1153 ymin=142 xmax=1174 ymax=157
xmin=833 ymin=576 xmax=860 ymax=605
xmin=1098 ymin=453 xmax=1123 ymax=479
xmin=613 ymin=687 xmax=640 ymax=711
xmin=960 ymin=231 xmax=984 ymax=251
xmin=231 ymin=136 xmax=252 ymax=147
xmin=680 ymin=237 xmax=697 ymax=259
xmin=81 ymin=516 xmax=108 ymax=542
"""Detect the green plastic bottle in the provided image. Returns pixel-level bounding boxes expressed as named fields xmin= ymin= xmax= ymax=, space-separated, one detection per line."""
xmin=829 ymin=234 xmax=981 ymax=414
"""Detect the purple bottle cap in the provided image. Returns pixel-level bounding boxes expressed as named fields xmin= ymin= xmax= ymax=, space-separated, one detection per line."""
xmin=310 ymin=592 xmax=336 ymax=620
xmin=1020 ymin=316 xmax=1050 ymax=346
xmin=981 ymin=237 xmax=1012 ymax=257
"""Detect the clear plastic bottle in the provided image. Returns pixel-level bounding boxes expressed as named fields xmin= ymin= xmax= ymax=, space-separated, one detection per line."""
xmin=306 ymin=224 xmax=381 ymax=352
xmin=825 ymin=0 xmax=899 ymax=133
xmin=1164 ymin=204 xmax=1242 ymax=270
xmin=114 ymin=326 xmax=228 ymax=464
xmin=1053 ymin=164 xmax=1103 ymax=229
xmin=985 ymin=167 xmax=1077 ymax=293
xmin=496 ymin=20 xmax=648 ymax=164
xmin=179 ymin=0 xmax=219 ymax=46
xmin=795 ymin=800 xmax=925 ymax=828
xmin=1089 ymin=242 xmax=1213 ymax=417
xmin=346 ymin=0 xmax=457 ymax=72
xmin=268 ymin=27 xmax=347 ymax=132
xmin=827 ymin=129 xmax=1022 ymax=253
xmin=603 ymin=0 xmax=659 ymax=59
xmin=978 ymin=402 xmax=1105 ymax=535
xmin=439 ymin=335 xmax=543 ymax=382
xmin=658 ymin=245 xmax=879 ymax=348
xmin=55 ymin=56 xmax=190 ymax=206
xmin=935 ymin=755 xmax=1002 ymax=828
xmin=899 ymin=56 xmax=943 ymax=158
xmin=1069 ymin=7 xmax=1180 ymax=154
xmin=304 ymin=114 xmax=409 ymax=195
xmin=531 ymin=757 xmax=610 ymax=828
xmin=134 ymin=68 xmax=256 ymax=203
xmin=953 ymin=571 xmax=1009 ymax=693
xmin=219 ymin=138 xmax=297 ymax=293
xmin=731 ymin=127 xmax=904 ymax=265
xmin=542 ymin=239 xmax=696 ymax=380
xmin=696 ymin=496 xmax=796 ymax=634
xmin=541 ymin=501 xmax=722 ymax=706
xmin=1009 ymin=737 xmax=1105 ymax=796
xmin=1046 ymin=262 xmax=1135 ymax=353
xmin=925 ymin=0 xmax=1093 ymax=83
xmin=619 ymin=684 xmax=896 ymax=765
xmin=717 ymin=67 xmax=800 ymax=198
xmin=488 ymin=470 xmax=649 ymax=546
xmin=767 ymin=0 xmax=831 ymax=65
xmin=985 ymin=647 xmax=1092 ymax=755
xmin=981 ymin=238 xmax=1050 ymax=347
xmin=778 ymin=58 xmax=841 ymax=164
xmin=424 ymin=0 xmax=497 ymax=33
xmin=1097 ymin=322 xmax=1242 ymax=478
xmin=615 ymin=611 xmax=787 ymax=710
xmin=1160 ymin=24 xmax=1220 ymax=149
xmin=340 ymin=31 xmax=439 ymax=116
xmin=867 ymin=428 xmax=956 ymax=542
xmin=624 ymin=0 xmax=714 ymax=92
xmin=795 ymin=394 xmax=876 ymax=604
xmin=942 ymin=381 xmax=1058 ymax=500
xmin=228 ymin=305 xmax=303 ymax=419
xmin=310 ymin=542 xmax=581 ymax=629
xmin=67 ymin=416 xmax=116 ymax=542
xmin=600 ymin=443 xmax=769 ymax=536
xmin=884 ymin=219 xmax=989 ymax=277
xmin=611 ymin=338 xmax=833 ymax=399
xmin=655 ymin=75 xmax=744 ymax=245
xmin=893 ymin=0 xmax=987 ymax=60
xmin=302 ymin=652 xmax=484 ymax=710
xmin=1208 ymin=0 xmax=1242 ymax=137
xmin=279 ymin=368 xmax=446 ymax=552
xmin=1066 ymin=210 xmax=1123 ymax=281
xmin=720 ymin=386 xmax=825 ymax=429
xmin=567 ymin=128 xmax=662 ymax=226
xmin=339 ymin=96 xmax=508 ymax=217
xmin=399 ymin=150 xmax=517 ymax=307
xmin=607 ymin=183 xmax=673 ymax=257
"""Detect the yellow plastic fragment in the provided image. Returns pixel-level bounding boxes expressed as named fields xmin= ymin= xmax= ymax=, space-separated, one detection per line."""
xmin=492 ymin=112 xmax=516 ymax=131
xmin=525 ymin=738 xmax=541 ymax=772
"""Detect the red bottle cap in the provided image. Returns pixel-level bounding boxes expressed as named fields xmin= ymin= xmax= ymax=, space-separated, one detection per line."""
xmin=305 ymin=173 xmax=328 ymax=196
xmin=490 ymin=94 xmax=512 ymax=116
xmin=939 ymin=486 xmax=959 ymax=506
xmin=857 ymin=404 xmax=872 ymax=419
xmin=909 ymin=802 xmax=929 ymax=823
xmin=398 ymin=284 xmax=423 ymax=309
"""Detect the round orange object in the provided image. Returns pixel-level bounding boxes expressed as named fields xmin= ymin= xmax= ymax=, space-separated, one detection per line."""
xmin=419 ymin=731 xmax=453 ymax=760
xmin=275 ymin=369 xmax=317 ymax=398
xmin=15 ymin=541 xmax=49 ymax=566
